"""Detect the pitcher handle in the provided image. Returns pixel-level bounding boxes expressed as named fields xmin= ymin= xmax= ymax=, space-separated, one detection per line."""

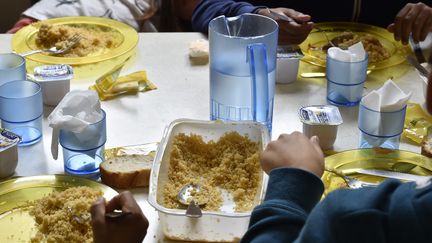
xmin=247 ymin=43 xmax=269 ymax=124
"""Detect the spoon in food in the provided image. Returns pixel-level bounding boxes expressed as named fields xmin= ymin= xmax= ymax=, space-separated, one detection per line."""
xmin=177 ymin=183 xmax=207 ymax=218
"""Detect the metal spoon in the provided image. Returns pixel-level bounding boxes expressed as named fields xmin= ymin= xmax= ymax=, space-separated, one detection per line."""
xmin=177 ymin=183 xmax=207 ymax=218
xmin=68 ymin=206 xmax=132 ymax=224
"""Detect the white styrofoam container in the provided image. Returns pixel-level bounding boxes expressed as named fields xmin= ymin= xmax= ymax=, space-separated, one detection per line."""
xmin=148 ymin=119 xmax=270 ymax=242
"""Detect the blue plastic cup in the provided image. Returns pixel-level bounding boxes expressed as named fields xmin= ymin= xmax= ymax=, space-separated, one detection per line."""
xmin=326 ymin=55 xmax=368 ymax=106
xmin=59 ymin=109 xmax=106 ymax=179
xmin=358 ymin=103 xmax=406 ymax=149
xmin=0 ymin=80 xmax=43 ymax=146
xmin=0 ymin=53 xmax=26 ymax=86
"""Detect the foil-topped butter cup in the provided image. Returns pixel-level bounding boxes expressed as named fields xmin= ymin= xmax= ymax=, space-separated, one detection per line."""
xmin=0 ymin=128 xmax=21 ymax=178
xmin=31 ymin=64 xmax=73 ymax=106
xmin=299 ymin=105 xmax=343 ymax=150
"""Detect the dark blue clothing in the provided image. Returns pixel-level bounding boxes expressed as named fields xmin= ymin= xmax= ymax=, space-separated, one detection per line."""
xmin=241 ymin=168 xmax=432 ymax=243
xmin=192 ymin=0 xmax=432 ymax=33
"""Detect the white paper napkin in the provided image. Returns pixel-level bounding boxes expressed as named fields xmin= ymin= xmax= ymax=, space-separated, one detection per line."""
xmin=328 ymin=42 xmax=366 ymax=62
xmin=48 ymin=90 xmax=103 ymax=159
xmin=362 ymin=79 xmax=412 ymax=112
xmin=360 ymin=79 xmax=412 ymax=146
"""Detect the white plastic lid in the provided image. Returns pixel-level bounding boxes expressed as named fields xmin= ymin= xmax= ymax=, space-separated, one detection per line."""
xmin=33 ymin=64 xmax=74 ymax=82
xmin=299 ymin=105 xmax=343 ymax=125
xmin=0 ymin=128 xmax=21 ymax=152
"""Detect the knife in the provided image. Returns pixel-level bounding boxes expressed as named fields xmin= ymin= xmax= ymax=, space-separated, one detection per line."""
xmin=409 ymin=35 xmax=427 ymax=64
xmin=406 ymin=55 xmax=430 ymax=78
xmin=355 ymin=168 xmax=432 ymax=182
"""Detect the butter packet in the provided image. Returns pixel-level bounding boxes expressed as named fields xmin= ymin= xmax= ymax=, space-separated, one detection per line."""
xmin=104 ymin=142 xmax=159 ymax=160
xmin=89 ymin=64 xmax=157 ymax=100
xmin=403 ymin=103 xmax=432 ymax=145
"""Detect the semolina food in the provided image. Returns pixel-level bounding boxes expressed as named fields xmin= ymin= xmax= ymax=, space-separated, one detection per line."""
xmin=311 ymin=31 xmax=391 ymax=63
xmin=35 ymin=23 xmax=119 ymax=57
xmin=163 ymin=132 xmax=262 ymax=212
xmin=29 ymin=186 xmax=102 ymax=243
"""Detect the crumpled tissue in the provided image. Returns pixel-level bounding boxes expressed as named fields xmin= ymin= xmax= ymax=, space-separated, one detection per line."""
xmin=48 ymin=90 xmax=103 ymax=160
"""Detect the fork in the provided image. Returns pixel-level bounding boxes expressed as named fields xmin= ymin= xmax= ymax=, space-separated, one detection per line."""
xmin=19 ymin=34 xmax=82 ymax=57
xmin=266 ymin=9 xmax=340 ymax=50
xmin=325 ymin=167 xmax=378 ymax=189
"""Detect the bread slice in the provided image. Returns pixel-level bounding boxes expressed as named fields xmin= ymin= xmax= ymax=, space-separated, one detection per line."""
xmin=421 ymin=126 xmax=432 ymax=158
xmin=100 ymin=154 xmax=153 ymax=189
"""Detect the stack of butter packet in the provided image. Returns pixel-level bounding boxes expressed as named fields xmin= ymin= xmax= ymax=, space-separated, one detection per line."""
xmin=359 ymin=79 xmax=412 ymax=148
xmin=89 ymin=64 xmax=157 ymax=100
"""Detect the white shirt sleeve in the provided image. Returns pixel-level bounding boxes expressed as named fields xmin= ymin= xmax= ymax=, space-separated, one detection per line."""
xmin=22 ymin=0 xmax=159 ymax=31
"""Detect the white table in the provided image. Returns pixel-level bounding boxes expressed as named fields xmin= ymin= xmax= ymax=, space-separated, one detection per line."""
xmin=0 ymin=32 xmax=427 ymax=242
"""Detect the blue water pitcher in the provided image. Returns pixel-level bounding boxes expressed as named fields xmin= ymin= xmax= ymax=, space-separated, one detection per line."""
xmin=209 ymin=14 xmax=278 ymax=132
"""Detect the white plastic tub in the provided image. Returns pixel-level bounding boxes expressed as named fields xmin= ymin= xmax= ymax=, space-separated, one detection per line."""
xmin=148 ymin=119 xmax=270 ymax=242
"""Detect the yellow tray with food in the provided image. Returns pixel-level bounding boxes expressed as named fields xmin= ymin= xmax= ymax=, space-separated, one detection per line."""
xmin=12 ymin=16 xmax=139 ymax=79
xmin=0 ymin=174 xmax=117 ymax=242
xmin=148 ymin=119 xmax=270 ymax=242
xmin=300 ymin=22 xmax=412 ymax=70
xmin=322 ymin=148 xmax=432 ymax=196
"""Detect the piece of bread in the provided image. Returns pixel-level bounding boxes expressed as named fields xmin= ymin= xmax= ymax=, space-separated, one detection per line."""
xmin=421 ymin=127 xmax=432 ymax=158
xmin=100 ymin=154 xmax=153 ymax=189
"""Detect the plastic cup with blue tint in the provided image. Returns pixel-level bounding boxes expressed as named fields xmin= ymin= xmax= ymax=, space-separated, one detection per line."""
xmin=326 ymin=55 xmax=368 ymax=106
xmin=358 ymin=103 xmax=406 ymax=149
xmin=0 ymin=53 xmax=26 ymax=86
xmin=0 ymin=80 xmax=43 ymax=146
xmin=59 ymin=109 xmax=106 ymax=179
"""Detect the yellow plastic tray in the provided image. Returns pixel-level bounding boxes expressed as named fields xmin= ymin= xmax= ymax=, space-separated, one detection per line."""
xmin=0 ymin=175 xmax=118 ymax=242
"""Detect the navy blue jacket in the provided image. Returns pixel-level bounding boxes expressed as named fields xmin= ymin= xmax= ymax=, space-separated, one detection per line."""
xmin=241 ymin=168 xmax=432 ymax=243
xmin=192 ymin=0 xmax=432 ymax=33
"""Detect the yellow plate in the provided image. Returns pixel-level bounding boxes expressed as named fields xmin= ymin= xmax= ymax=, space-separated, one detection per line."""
xmin=0 ymin=174 xmax=118 ymax=242
xmin=12 ymin=16 xmax=139 ymax=78
xmin=322 ymin=148 xmax=432 ymax=195
xmin=299 ymin=22 xmax=412 ymax=70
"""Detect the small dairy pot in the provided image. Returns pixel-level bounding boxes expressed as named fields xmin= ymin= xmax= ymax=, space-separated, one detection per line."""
xmin=0 ymin=128 xmax=21 ymax=178
xmin=33 ymin=64 xmax=73 ymax=106
xmin=299 ymin=105 xmax=343 ymax=150
xmin=276 ymin=45 xmax=303 ymax=84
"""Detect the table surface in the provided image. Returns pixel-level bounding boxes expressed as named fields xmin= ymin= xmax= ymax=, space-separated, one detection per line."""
xmin=0 ymin=32 xmax=428 ymax=242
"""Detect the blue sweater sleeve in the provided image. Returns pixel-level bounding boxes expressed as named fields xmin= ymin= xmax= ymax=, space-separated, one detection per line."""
xmin=192 ymin=0 xmax=261 ymax=33
xmin=241 ymin=168 xmax=325 ymax=243
xmin=241 ymin=167 xmax=432 ymax=243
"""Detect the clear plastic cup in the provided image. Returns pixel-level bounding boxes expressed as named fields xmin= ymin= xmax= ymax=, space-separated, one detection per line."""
xmin=326 ymin=55 xmax=368 ymax=106
xmin=358 ymin=103 xmax=406 ymax=149
xmin=0 ymin=53 xmax=26 ymax=86
xmin=0 ymin=80 xmax=43 ymax=146
xmin=59 ymin=109 xmax=106 ymax=179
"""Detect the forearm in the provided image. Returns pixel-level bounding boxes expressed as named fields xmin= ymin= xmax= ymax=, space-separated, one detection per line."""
xmin=191 ymin=0 xmax=260 ymax=32
xmin=241 ymin=168 xmax=324 ymax=243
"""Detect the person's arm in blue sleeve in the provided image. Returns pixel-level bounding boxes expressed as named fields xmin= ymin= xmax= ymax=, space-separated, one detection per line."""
xmin=241 ymin=132 xmax=432 ymax=243
xmin=295 ymin=179 xmax=432 ymax=243
xmin=192 ymin=1 xmax=313 ymax=44
xmin=241 ymin=168 xmax=324 ymax=243
xmin=192 ymin=0 xmax=260 ymax=33
xmin=241 ymin=132 xmax=325 ymax=243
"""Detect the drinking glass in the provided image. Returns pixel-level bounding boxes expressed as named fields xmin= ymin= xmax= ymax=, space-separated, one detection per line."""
xmin=0 ymin=80 xmax=43 ymax=146
xmin=59 ymin=109 xmax=106 ymax=179
xmin=358 ymin=103 xmax=406 ymax=149
xmin=0 ymin=53 xmax=26 ymax=86
xmin=326 ymin=55 xmax=368 ymax=106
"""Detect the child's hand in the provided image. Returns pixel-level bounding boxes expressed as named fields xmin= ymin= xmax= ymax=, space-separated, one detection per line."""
xmin=91 ymin=191 xmax=148 ymax=243
xmin=261 ymin=132 xmax=324 ymax=177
